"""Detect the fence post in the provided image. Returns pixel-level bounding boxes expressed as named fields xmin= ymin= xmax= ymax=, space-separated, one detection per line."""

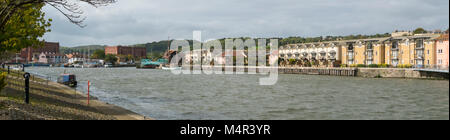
xmin=87 ymin=80 xmax=90 ymax=105
xmin=23 ymin=73 xmax=31 ymax=104
xmin=7 ymin=66 xmax=10 ymax=74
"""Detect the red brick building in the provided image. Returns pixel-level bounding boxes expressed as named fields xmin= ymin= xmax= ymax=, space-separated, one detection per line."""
xmin=105 ymin=46 xmax=147 ymax=58
xmin=20 ymin=42 xmax=60 ymax=63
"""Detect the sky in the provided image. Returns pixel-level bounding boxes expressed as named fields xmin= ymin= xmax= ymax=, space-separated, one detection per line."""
xmin=42 ymin=0 xmax=449 ymax=47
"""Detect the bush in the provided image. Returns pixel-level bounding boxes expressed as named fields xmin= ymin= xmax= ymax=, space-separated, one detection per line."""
xmin=340 ymin=64 xmax=348 ymax=67
xmin=368 ymin=64 xmax=378 ymax=68
xmin=349 ymin=64 xmax=358 ymax=67
xmin=378 ymin=64 xmax=389 ymax=68
xmin=304 ymin=62 xmax=312 ymax=67
xmin=404 ymin=64 xmax=413 ymax=68
xmin=397 ymin=64 xmax=413 ymax=68
xmin=0 ymin=72 xmax=6 ymax=93
xmin=289 ymin=59 xmax=297 ymax=64
xmin=357 ymin=64 xmax=366 ymax=67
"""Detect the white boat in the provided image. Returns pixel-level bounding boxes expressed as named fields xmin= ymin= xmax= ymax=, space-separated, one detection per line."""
xmin=11 ymin=67 xmax=21 ymax=71
xmin=162 ymin=67 xmax=182 ymax=70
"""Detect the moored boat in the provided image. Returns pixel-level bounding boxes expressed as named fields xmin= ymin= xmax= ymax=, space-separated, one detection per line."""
xmin=57 ymin=74 xmax=77 ymax=87
xmin=162 ymin=66 xmax=182 ymax=70
xmin=139 ymin=59 xmax=168 ymax=69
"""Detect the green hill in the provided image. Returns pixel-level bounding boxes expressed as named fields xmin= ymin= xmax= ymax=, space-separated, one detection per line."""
xmin=59 ymin=33 xmax=393 ymax=55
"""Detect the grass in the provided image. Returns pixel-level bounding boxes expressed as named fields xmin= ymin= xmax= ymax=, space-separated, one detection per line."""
xmin=0 ymin=103 xmax=5 ymax=110
xmin=0 ymin=72 xmax=116 ymax=120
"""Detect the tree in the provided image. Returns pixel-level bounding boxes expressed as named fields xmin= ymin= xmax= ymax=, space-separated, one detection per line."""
xmin=1 ymin=0 xmax=116 ymax=29
xmin=1 ymin=0 xmax=116 ymax=53
xmin=413 ymin=28 xmax=427 ymax=34
xmin=0 ymin=3 xmax=51 ymax=52
xmin=147 ymin=52 xmax=163 ymax=61
xmin=91 ymin=49 xmax=105 ymax=59
xmin=104 ymin=54 xmax=117 ymax=64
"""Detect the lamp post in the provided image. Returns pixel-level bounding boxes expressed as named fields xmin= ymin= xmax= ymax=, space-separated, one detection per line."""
xmin=23 ymin=73 xmax=31 ymax=104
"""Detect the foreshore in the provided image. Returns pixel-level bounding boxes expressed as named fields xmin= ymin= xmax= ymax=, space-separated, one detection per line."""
xmin=0 ymin=69 xmax=150 ymax=120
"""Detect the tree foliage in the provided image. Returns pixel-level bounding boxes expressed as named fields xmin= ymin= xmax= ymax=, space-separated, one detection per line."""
xmin=91 ymin=49 xmax=105 ymax=59
xmin=1 ymin=0 xmax=116 ymax=29
xmin=0 ymin=3 xmax=50 ymax=52
xmin=278 ymin=33 xmax=391 ymax=45
xmin=0 ymin=0 xmax=116 ymax=53
xmin=413 ymin=28 xmax=427 ymax=34
xmin=104 ymin=54 xmax=117 ymax=64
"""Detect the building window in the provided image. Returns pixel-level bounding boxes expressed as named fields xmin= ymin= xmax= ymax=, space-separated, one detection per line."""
xmin=438 ymin=59 xmax=443 ymax=64
xmin=427 ymin=60 xmax=430 ymax=65
xmin=427 ymin=50 xmax=429 ymax=54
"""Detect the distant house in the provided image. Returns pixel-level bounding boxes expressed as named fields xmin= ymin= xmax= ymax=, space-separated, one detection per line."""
xmin=20 ymin=42 xmax=60 ymax=63
xmin=215 ymin=50 xmax=247 ymax=65
xmin=105 ymin=46 xmax=147 ymax=58
xmin=38 ymin=52 xmax=67 ymax=64
xmin=66 ymin=53 xmax=86 ymax=64
xmin=435 ymin=34 xmax=449 ymax=69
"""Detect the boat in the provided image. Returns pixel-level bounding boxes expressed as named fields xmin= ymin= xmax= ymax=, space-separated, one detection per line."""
xmin=104 ymin=63 xmax=113 ymax=68
xmin=57 ymin=74 xmax=78 ymax=87
xmin=139 ymin=59 xmax=168 ymax=69
xmin=162 ymin=66 xmax=182 ymax=70
xmin=23 ymin=63 xmax=50 ymax=67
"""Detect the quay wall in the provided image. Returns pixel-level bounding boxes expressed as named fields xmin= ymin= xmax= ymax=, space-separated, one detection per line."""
xmin=357 ymin=68 xmax=449 ymax=79
xmin=182 ymin=66 xmax=448 ymax=79
xmin=277 ymin=67 xmax=448 ymax=79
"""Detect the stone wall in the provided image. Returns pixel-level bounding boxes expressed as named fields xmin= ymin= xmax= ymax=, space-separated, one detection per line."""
xmin=357 ymin=68 xmax=448 ymax=79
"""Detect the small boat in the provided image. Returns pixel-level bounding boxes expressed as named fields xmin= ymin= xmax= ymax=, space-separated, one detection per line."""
xmin=57 ymin=74 xmax=78 ymax=87
xmin=104 ymin=63 xmax=113 ymax=68
xmin=139 ymin=59 xmax=168 ymax=69
xmin=162 ymin=66 xmax=182 ymax=70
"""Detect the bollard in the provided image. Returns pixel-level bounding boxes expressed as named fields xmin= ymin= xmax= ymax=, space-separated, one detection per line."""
xmin=23 ymin=73 xmax=31 ymax=104
xmin=87 ymin=80 xmax=90 ymax=105
xmin=7 ymin=66 xmax=10 ymax=74
xmin=22 ymin=64 xmax=25 ymax=72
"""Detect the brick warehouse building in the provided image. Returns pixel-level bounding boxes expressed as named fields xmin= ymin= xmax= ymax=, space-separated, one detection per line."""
xmin=105 ymin=46 xmax=147 ymax=58
xmin=20 ymin=42 xmax=60 ymax=63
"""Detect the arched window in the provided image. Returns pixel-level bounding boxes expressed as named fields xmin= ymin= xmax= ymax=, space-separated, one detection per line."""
xmin=367 ymin=42 xmax=373 ymax=50
xmin=348 ymin=43 xmax=354 ymax=51
xmin=392 ymin=41 xmax=398 ymax=49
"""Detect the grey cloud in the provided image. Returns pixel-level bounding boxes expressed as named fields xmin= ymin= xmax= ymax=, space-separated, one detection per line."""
xmin=42 ymin=0 xmax=449 ymax=47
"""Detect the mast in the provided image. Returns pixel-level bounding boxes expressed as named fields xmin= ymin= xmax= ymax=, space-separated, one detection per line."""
xmin=167 ymin=36 xmax=170 ymax=54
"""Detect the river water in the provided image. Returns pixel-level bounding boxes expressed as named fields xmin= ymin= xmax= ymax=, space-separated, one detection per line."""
xmin=25 ymin=67 xmax=449 ymax=120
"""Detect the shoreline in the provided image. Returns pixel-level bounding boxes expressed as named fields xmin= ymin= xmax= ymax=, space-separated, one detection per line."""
xmin=47 ymin=80 xmax=151 ymax=120
xmin=1 ymin=69 xmax=151 ymax=120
